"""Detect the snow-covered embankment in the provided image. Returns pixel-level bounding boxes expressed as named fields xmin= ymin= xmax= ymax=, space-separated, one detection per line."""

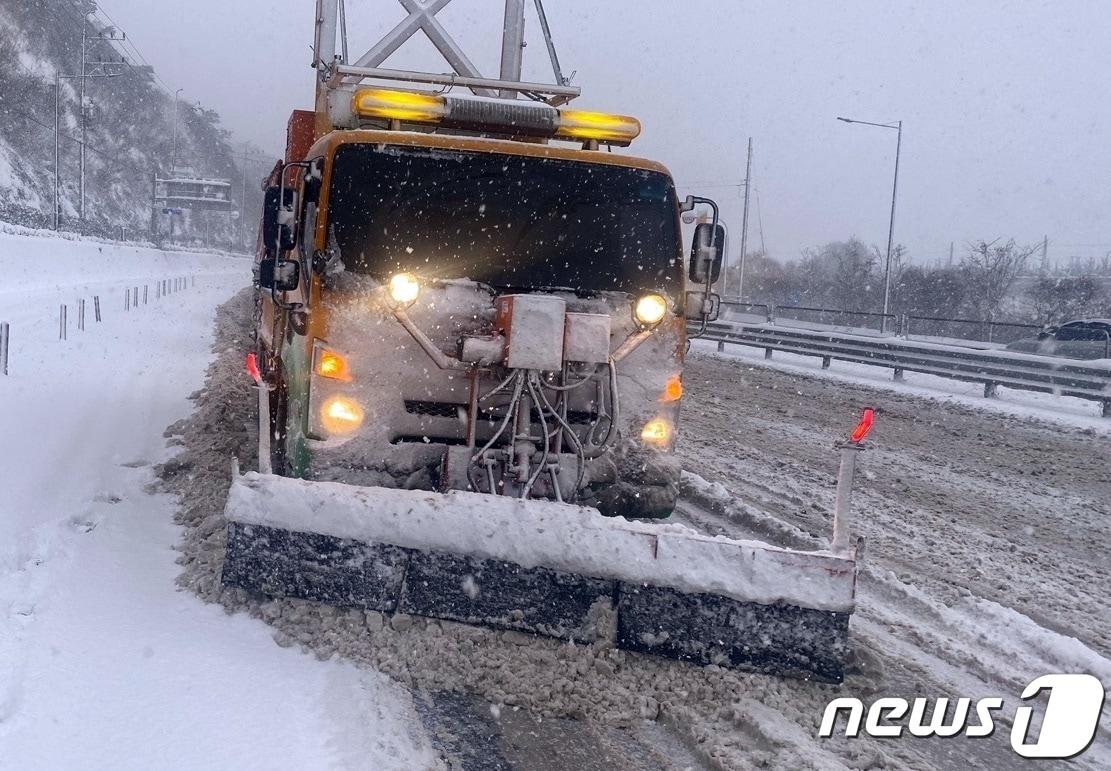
xmin=0 ymin=232 xmax=437 ymax=769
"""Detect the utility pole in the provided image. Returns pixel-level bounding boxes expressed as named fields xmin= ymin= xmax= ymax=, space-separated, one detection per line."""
xmin=1041 ymin=235 xmax=1049 ymax=273
xmin=149 ymin=170 xmax=158 ymax=239
xmin=77 ymin=4 xmax=126 ymax=222
xmin=948 ymin=241 xmax=954 ymax=267
xmin=171 ymin=88 xmax=183 ymax=171
xmin=79 ymin=15 xmax=87 ymax=220
xmin=233 ymin=147 xmax=273 ymax=248
xmin=737 ymin=137 xmax=753 ymax=302
xmin=240 ymin=153 xmax=250 ymax=249
xmin=755 ymin=184 xmax=767 ymax=256
xmin=54 ymin=66 xmax=122 ymax=230
xmin=54 ymin=78 xmax=61 ymax=230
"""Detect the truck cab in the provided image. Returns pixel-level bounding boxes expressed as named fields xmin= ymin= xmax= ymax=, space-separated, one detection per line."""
xmin=254 ymin=85 xmax=722 ymax=519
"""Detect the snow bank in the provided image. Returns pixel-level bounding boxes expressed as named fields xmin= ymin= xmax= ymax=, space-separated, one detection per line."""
xmin=0 ymin=236 xmax=438 ymax=769
xmin=0 ymin=226 xmax=247 ymax=297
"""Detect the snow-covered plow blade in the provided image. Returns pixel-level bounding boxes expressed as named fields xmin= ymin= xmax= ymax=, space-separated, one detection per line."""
xmin=222 ymin=471 xmax=857 ymax=681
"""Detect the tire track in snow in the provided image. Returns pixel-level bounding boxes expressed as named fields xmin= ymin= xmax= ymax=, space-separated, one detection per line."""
xmin=676 ymin=350 xmax=1111 ymax=769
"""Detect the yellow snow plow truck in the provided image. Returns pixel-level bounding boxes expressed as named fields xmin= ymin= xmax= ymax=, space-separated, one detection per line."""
xmin=222 ymin=0 xmax=858 ymax=681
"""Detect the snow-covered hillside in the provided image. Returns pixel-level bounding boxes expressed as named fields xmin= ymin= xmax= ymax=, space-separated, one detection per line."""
xmin=0 ymin=1 xmax=272 ymax=246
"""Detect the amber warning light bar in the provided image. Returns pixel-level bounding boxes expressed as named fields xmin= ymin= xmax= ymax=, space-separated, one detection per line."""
xmin=351 ymin=88 xmax=642 ymax=146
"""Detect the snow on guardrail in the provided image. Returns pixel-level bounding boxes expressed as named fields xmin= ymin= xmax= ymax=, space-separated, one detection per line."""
xmin=3 ymin=274 xmax=199 ymax=375
xmin=696 ymin=318 xmax=1111 ymax=417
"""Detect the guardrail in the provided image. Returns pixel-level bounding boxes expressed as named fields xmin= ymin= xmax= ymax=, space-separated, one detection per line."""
xmin=695 ymin=320 xmax=1111 ymax=417
xmin=718 ymin=301 xmax=1045 ymax=345
xmin=901 ymin=314 xmax=1041 ymax=345
xmin=1 ymin=274 xmax=197 ymax=377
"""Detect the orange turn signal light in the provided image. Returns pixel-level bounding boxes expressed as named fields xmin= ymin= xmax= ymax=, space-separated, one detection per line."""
xmin=661 ymin=375 xmax=683 ymax=402
xmin=315 ymin=350 xmax=352 ymax=382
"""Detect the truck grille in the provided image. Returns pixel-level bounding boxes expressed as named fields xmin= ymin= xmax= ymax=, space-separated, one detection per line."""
xmin=479 ymin=406 xmax=598 ymax=425
xmin=404 ymin=400 xmax=598 ymax=426
xmin=404 ymin=400 xmax=464 ymax=419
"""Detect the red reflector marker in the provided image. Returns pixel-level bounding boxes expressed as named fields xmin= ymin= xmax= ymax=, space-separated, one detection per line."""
xmin=849 ymin=407 xmax=875 ymax=443
xmin=245 ymin=353 xmax=262 ymax=385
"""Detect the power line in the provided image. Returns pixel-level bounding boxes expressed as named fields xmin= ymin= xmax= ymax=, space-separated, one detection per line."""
xmin=1 ymin=57 xmax=119 ymax=161
xmin=10 ymin=106 xmax=117 ymax=161
xmin=90 ymin=2 xmax=177 ymax=97
xmin=55 ymin=2 xmax=168 ymax=95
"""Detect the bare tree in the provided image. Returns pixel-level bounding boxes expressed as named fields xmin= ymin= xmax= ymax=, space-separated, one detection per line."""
xmin=828 ymin=239 xmax=880 ymax=311
xmin=1028 ymin=276 xmax=1107 ymax=324
xmin=892 ymin=265 xmax=966 ymax=318
xmin=793 ymin=238 xmax=879 ymax=310
xmin=960 ymin=239 xmax=1037 ymax=319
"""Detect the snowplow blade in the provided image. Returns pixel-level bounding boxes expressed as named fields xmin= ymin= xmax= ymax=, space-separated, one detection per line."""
xmin=222 ymin=471 xmax=857 ymax=681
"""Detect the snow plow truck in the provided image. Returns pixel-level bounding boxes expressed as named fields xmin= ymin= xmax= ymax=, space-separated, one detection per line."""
xmin=222 ymin=0 xmax=859 ymax=682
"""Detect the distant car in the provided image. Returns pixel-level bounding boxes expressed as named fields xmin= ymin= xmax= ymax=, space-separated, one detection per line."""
xmin=1006 ymin=319 xmax=1111 ymax=360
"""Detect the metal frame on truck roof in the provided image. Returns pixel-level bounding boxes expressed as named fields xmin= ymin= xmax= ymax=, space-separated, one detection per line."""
xmin=313 ymin=0 xmax=581 ymax=133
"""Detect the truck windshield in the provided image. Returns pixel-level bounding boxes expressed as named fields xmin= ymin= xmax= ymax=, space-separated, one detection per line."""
xmin=325 ymin=143 xmax=680 ymax=295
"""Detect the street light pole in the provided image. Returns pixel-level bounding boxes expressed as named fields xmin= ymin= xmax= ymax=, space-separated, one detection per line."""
xmin=737 ymin=137 xmax=753 ymax=302
xmin=837 ymin=116 xmax=902 ymax=333
xmin=883 ymin=121 xmax=902 ymax=331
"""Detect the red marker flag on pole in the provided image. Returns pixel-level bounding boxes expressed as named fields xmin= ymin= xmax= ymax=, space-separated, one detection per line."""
xmin=849 ymin=407 xmax=875 ymax=443
xmin=245 ymin=353 xmax=262 ymax=385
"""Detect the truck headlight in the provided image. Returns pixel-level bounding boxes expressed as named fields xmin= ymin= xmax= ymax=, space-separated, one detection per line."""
xmin=634 ymin=293 xmax=668 ymax=328
xmin=641 ymin=418 xmax=672 ymax=446
xmin=320 ymin=396 xmax=365 ymax=435
xmin=389 ymin=273 xmax=420 ymax=306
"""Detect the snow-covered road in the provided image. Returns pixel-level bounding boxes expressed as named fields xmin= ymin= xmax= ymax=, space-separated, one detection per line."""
xmin=676 ymin=347 xmax=1111 ymax=769
xmin=3 ymin=230 xmax=1108 ymax=769
xmin=0 ymin=233 xmax=701 ymax=770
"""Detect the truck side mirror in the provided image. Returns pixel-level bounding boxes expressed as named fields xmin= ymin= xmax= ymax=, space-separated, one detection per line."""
xmin=258 ymin=257 xmax=301 ymax=292
xmin=262 ymin=185 xmax=297 ymax=254
xmin=688 ymin=222 xmax=726 ymax=285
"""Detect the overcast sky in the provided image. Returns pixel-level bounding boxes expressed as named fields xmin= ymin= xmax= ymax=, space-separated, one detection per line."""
xmin=103 ymin=0 xmax=1111 ymax=265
